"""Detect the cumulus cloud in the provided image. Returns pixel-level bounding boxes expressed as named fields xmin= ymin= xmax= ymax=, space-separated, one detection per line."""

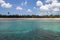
xmin=40 ymin=4 xmax=50 ymax=11
xmin=40 ymin=6 xmax=48 ymax=11
xmin=1 ymin=3 xmax=12 ymax=8
xmin=21 ymin=1 xmax=27 ymax=6
xmin=33 ymin=7 xmax=36 ymax=9
xmin=25 ymin=1 xmax=27 ymax=5
xmin=0 ymin=0 xmax=5 ymax=4
xmin=38 ymin=0 xmax=60 ymax=11
xmin=16 ymin=6 xmax=23 ymax=10
xmin=36 ymin=0 xmax=43 ymax=6
xmin=35 ymin=0 xmax=60 ymax=15
xmin=51 ymin=2 xmax=60 ymax=8
xmin=52 ymin=8 xmax=59 ymax=11
xmin=0 ymin=0 xmax=12 ymax=8
xmin=46 ymin=0 xmax=58 ymax=3
xmin=27 ymin=9 xmax=32 ymax=12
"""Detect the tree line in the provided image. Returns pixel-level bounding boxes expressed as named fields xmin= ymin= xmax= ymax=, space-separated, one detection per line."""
xmin=0 ymin=14 xmax=60 ymax=18
xmin=0 ymin=12 xmax=60 ymax=18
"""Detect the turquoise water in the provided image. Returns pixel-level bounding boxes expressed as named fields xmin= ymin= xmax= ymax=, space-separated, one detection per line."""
xmin=0 ymin=20 xmax=39 ymax=33
xmin=0 ymin=20 xmax=60 ymax=33
xmin=36 ymin=20 xmax=60 ymax=32
xmin=0 ymin=20 xmax=60 ymax=40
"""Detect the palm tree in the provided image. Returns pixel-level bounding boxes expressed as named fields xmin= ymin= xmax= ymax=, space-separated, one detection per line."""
xmin=8 ymin=12 xmax=10 ymax=15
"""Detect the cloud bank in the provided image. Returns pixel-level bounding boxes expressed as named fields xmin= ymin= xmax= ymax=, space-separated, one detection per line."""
xmin=0 ymin=0 xmax=12 ymax=8
xmin=16 ymin=6 xmax=23 ymax=10
xmin=36 ymin=0 xmax=60 ymax=12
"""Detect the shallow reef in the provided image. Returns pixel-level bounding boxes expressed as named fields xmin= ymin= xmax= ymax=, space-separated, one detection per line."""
xmin=0 ymin=28 xmax=60 ymax=40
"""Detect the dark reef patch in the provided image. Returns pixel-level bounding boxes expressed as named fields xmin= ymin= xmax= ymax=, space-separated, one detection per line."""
xmin=0 ymin=28 xmax=60 ymax=40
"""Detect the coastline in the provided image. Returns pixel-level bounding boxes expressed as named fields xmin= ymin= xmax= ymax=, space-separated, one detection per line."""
xmin=0 ymin=18 xmax=60 ymax=20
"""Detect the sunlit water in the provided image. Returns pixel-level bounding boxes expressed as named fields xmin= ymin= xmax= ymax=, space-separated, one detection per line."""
xmin=0 ymin=20 xmax=60 ymax=33
xmin=0 ymin=20 xmax=39 ymax=33
xmin=0 ymin=19 xmax=60 ymax=40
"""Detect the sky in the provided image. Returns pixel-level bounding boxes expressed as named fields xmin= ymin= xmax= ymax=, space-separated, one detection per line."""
xmin=0 ymin=0 xmax=60 ymax=15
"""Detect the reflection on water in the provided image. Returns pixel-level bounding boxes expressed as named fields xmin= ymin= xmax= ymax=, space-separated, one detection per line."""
xmin=0 ymin=20 xmax=60 ymax=40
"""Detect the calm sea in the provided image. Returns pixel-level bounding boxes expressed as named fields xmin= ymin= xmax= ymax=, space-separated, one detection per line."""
xmin=0 ymin=20 xmax=60 ymax=40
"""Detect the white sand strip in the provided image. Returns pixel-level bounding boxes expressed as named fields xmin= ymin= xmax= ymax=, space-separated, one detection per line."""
xmin=0 ymin=18 xmax=60 ymax=20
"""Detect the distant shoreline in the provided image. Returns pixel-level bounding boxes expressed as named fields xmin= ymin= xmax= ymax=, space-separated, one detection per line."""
xmin=0 ymin=18 xmax=60 ymax=20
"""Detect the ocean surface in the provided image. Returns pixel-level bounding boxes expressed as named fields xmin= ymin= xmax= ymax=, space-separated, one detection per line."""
xmin=0 ymin=19 xmax=60 ymax=40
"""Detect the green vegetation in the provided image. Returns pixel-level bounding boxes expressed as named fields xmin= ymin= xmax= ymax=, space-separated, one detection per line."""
xmin=0 ymin=14 xmax=60 ymax=18
xmin=0 ymin=12 xmax=60 ymax=18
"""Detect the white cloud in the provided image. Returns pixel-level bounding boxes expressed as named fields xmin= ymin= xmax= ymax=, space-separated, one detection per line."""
xmin=0 ymin=0 xmax=5 ymax=4
xmin=40 ymin=6 xmax=49 ymax=11
xmin=52 ymin=8 xmax=59 ymax=11
xmin=16 ymin=6 xmax=23 ymax=10
xmin=39 ymin=0 xmax=60 ymax=11
xmin=36 ymin=0 xmax=43 ymax=6
xmin=21 ymin=1 xmax=27 ymax=6
xmin=21 ymin=2 xmax=24 ymax=6
xmin=35 ymin=0 xmax=60 ymax=15
xmin=46 ymin=0 xmax=58 ymax=3
xmin=25 ymin=1 xmax=27 ymax=5
xmin=1 ymin=3 xmax=12 ymax=8
xmin=0 ymin=0 xmax=12 ymax=8
xmin=51 ymin=2 xmax=60 ymax=8
xmin=40 ymin=4 xmax=51 ymax=11
xmin=27 ymin=9 xmax=32 ymax=12
xmin=33 ymin=7 xmax=36 ymax=9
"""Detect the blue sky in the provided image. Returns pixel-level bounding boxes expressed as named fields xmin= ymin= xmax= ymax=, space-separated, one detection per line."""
xmin=0 ymin=0 xmax=60 ymax=15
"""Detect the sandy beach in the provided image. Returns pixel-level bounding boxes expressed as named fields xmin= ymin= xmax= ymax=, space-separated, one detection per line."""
xmin=0 ymin=18 xmax=60 ymax=20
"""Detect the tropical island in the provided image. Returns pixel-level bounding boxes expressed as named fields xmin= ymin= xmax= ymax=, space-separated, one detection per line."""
xmin=0 ymin=12 xmax=60 ymax=18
